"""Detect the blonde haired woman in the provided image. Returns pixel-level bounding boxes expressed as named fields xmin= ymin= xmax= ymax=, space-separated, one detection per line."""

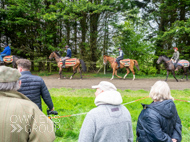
xmin=136 ymin=81 xmax=182 ymax=142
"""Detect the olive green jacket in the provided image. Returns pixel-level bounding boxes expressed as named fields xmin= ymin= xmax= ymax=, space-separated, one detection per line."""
xmin=171 ymin=51 xmax=179 ymax=61
xmin=0 ymin=91 xmax=55 ymax=142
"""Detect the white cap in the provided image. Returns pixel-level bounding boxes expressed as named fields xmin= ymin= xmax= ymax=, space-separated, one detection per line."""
xmin=92 ymin=81 xmax=117 ymax=91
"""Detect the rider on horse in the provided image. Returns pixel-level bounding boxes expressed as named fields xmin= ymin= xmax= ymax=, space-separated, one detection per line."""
xmin=116 ymin=47 xmax=123 ymax=68
xmin=62 ymin=45 xmax=72 ymax=68
xmin=0 ymin=43 xmax=11 ymax=64
xmin=171 ymin=47 xmax=179 ymax=69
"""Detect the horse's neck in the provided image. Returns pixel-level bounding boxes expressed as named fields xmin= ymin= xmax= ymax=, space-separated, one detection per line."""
xmin=54 ymin=54 xmax=61 ymax=62
xmin=107 ymin=57 xmax=115 ymax=64
xmin=162 ymin=57 xmax=170 ymax=62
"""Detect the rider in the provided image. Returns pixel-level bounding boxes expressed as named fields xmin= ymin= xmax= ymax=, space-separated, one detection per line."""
xmin=0 ymin=43 xmax=11 ymax=63
xmin=171 ymin=47 xmax=179 ymax=69
xmin=62 ymin=45 xmax=72 ymax=68
xmin=116 ymin=47 xmax=123 ymax=68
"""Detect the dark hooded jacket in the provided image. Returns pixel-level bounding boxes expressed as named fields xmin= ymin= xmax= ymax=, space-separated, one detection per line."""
xmin=136 ymin=100 xmax=182 ymax=142
xmin=18 ymin=71 xmax=54 ymax=111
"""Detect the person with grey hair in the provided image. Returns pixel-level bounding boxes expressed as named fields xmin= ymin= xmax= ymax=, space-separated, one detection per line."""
xmin=0 ymin=66 xmax=55 ymax=142
xmin=78 ymin=81 xmax=133 ymax=142
xmin=136 ymin=81 xmax=182 ymax=142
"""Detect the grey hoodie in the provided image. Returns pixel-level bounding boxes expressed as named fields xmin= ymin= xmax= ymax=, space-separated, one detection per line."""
xmin=78 ymin=91 xmax=133 ymax=142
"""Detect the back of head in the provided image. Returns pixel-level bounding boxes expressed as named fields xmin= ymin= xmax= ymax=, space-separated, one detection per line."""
xmin=92 ymin=81 xmax=117 ymax=92
xmin=65 ymin=45 xmax=69 ymax=48
xmin=0 ymin=66 xmax=21 ymax=91
xmin=149 ymin=81 xmax=174 ymax=101
xmin=4 ymin=43 xmax=8 ymax=46
xmin=16 ymin=59 xmax=31 ymax=70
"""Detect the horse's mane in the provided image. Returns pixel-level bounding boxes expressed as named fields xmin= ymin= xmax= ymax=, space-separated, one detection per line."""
xmin=160 ymin=55 xmax=170 ymax=59
xmin=54 ymin=51 xmax=61 ymax=57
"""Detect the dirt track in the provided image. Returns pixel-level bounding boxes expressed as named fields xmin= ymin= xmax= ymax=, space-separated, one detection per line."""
xmin=42 ymin=75 xmax=190 ymax=91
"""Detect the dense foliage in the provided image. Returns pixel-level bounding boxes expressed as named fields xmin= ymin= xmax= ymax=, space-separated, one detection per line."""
xmin=1 ymin=0 xmax=190 ymax=74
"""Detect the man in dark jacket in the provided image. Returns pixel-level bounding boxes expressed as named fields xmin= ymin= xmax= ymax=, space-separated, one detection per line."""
xmin=16 ymin=59 xmax=54 ymax=111
xmin=136 ymin=81 xmax=182 ymax=142
xmin=62 ymin=45 xmax=72 ymax=68
xmin=0 ymin=43 xmax=11 ymax=63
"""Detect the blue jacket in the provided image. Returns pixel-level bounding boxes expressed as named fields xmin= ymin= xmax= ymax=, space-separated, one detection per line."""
xmin=136 ymin=100 xmax=182 ymax=142
xmin=118 ymin=50 xmax=123 ymax=59
xmin=1 ymin=46 xmax=11 ymax=55
xmin=66 ymin=48 xmax=72 ymax=58
xmin=18 ymin=71 xmax=54 ymax=111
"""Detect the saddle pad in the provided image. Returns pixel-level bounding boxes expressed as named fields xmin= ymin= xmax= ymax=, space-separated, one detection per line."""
xmin=65 ymin=58 xmax=77 ymax=66
xmin=178 ymin=60 xmax=189 ymax=67
xmin=120 ymin=59 xmax=130 ymax=66
xmin=3 ymin=56 xmax=13 ymax=63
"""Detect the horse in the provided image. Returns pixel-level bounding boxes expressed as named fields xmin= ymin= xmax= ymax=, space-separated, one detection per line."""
xmin=103 ymin=55 xmax=140 ymax=80
xmin=49 ymin=52 xmax=87 ymax=79
xmin=0 ymin=55 xmax=20 ymax=68
xmin=157 ymin=55 xmax=190 ymax=82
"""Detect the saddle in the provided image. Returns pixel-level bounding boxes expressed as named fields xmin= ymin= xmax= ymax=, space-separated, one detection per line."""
xmin=3 ymin=56 xmax=13 ymax=63
xmin=60 ymin=58 xmax=77 ymax=68
xmin=120 ymin=59 xmax=130 ymax=66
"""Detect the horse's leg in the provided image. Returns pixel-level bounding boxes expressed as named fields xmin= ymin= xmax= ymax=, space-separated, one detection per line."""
xmin=184 ymin=67 xmax=188 ymax=81
xmin=129 ymin=66 xmax=135 ymax=80
xmin=114 ymin=69 xmax=122 ymax=79
xmin=123 ymin=67 xmax=130 ymax=80
xmin=70 ymin=66 xmax=78 ymax=79
xmin=111 ymin=68 xmax=115 ymax=80
xmin=172 ymin=70 xmax=178 ymax=82
xmin=78 ymin=67 xmax=83 ymax=79
xmin=58 ymin=67 xmax=63 ymax=79
xmin=181 ymin=67 xmax=185 ymax=80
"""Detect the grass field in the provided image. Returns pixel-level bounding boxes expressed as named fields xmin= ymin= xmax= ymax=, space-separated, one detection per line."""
xmin=42 ymin=88 xmax=190 ymax=142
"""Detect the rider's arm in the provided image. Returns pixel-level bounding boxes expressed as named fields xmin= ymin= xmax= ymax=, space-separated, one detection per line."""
xmin=117 ymin=51 xmax=122 ymax=58
xmin=1 ymin=47 xmax=8 ymax=54
xmin=176 ymin=52 xmax=179 ymax=61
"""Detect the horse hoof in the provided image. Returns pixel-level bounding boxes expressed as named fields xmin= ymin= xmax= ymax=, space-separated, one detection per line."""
xmin=70 ymin=77 xmax=72 ymax=79
xmin=123 ymin=78 xmax=125 ymax=80
xmin=110 ymin=78 xmax=113 ymax=80
xmin=58 ymin=78 xmax=60 ymax=80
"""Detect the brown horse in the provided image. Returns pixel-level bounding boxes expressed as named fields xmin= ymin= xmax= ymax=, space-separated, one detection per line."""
xmin=103 ymin=55 xmax=140 ymax=80
xmin=49 ymin=52 xmax=86 ymax=79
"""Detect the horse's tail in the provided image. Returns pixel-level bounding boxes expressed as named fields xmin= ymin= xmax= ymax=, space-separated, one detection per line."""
xmin=80 ymin=59 xmax=87 ymax=72
xmin=133 ymin=60 xmax=140 ymax=71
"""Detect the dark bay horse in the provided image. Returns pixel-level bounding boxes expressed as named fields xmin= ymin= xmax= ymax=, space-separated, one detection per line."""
xmin=49 ymin=52 xmax=86 ymax=79
xmin=0 ymin=55 xmax=20 ymax=68
xmin=103 ymin=55 xmax=140 ymax=80
xmin=157 ymin=55 xmax=190 ymax=81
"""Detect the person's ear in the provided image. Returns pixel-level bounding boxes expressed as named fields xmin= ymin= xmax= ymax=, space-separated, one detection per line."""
xmin=19 ymin=80 xmax=21 ymax=87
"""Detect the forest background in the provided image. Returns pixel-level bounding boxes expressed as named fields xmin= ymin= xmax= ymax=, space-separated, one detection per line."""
xmin=1 ymin=0 xmax=190 ymax=75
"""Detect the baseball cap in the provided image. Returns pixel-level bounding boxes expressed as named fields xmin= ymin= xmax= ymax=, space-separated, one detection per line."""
xmin=0 ymin=66 xmax=21 ymax=82
xmin=92 ymin=81 xmax=117 ymax=91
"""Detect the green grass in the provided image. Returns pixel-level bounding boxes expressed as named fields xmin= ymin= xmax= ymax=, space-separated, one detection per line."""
xmin=42 ymin=88 xmax=190 ymax=142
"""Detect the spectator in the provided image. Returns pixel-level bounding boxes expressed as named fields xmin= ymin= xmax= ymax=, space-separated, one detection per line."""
xmin=0 ymin=66 xmax=55 ymax=142
xmin=78 ymin=81 xmax=133 ymax=142
xmin=136 ymin=81 xmax=182 ymax=142
xmin=16 ymin=59 xmax=54 ymax=111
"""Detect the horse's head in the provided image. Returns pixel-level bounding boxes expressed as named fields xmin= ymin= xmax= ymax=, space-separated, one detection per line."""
xmin=157 ymin=55 xmax=170 ymax=64
xmin=49 ymin=52 xmax=55 ymax=60
xmin=157 ymin=56 xmax=163 ymax=64
xmin=103 ymin=55 xmax=108 ymax=65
